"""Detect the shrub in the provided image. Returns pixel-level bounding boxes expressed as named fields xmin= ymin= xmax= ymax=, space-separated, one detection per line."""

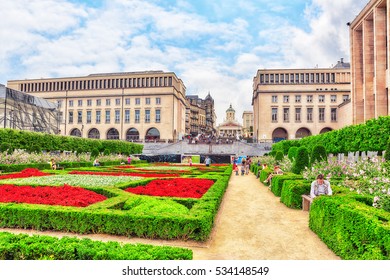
xmin=91 ymin=148 xmax=100 ymax=158
xmin=310 ymin=144 xmax=327 ymax=165
xmin=275 ymin=151 xmax=284 ymax=162
xmin=309 ymin=195 xmax=390 ymax=260
xmin=384 ymin=139 xmax=390 ymax=161
xmin=287 ymin=146 xmax=298 ymax=161
xmin=292 ymin=147 xmax=309 ymax=174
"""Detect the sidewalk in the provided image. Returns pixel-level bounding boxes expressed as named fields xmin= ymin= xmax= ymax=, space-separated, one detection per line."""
xmin=191 ymin=172 xmax=340 ymax=260
xmin=0 ymin=171 xmax=340 ymax=260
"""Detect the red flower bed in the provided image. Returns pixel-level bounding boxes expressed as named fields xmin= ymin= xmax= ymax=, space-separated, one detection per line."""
xmin=68 ymin=171 xmax=179 ymax=178
xmin=0 ymin=184 xmax=106 ymax=207
xmin=125 ymin=178 xmax=214 ymax=198
xmin=0 ymin=168 xmax=51 ymax=180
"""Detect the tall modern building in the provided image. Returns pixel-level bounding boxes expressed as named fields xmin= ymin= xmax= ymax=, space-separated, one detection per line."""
xmin=252 ymin=61 xmax=351 ymax=142
xmin=7 ymin=71 xmax=187 ymax=142
xmin=350 ymin=0 xmax=389 ymax=124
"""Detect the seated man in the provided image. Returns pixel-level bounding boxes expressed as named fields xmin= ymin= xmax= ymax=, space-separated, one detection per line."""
xmin=310 ymin=174 xmax=332 ymax=198
xmin=93 ymin=158 xmax=100 ymax=167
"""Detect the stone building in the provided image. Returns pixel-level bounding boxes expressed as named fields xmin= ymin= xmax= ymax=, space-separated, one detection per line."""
xmin=349 ymin=0 xmax=389 ymax=124
xmin=216 ymin=104 xmax=242 ymax=140
xmin=7 ymin=71 xmax=187 ymax=142
xmin=252 ymin=61 xmax=351 ymax=142
xmin=185 ymin=93 xmax=216 ymax=137
xmin=242 ymin=111 xmax=254 ymax=138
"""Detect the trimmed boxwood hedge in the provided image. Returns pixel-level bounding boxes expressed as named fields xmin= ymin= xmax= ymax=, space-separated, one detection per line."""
xmin=280 ymin=180 xmax=310 ymax=209
xmin=309 ymin=194 xmax=390 ymax=260
xmin=0 ymin=232 xmax=192 ymax=260
xmin=270 ymin=174 xmax=303 ymax=197
xmin=0 ymin=170 xmax=231 ymax=241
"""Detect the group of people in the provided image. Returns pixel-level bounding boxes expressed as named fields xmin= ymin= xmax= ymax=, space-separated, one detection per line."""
xmin=232 ymin=156 xmax=252 ymax=176
xmin=234 ymin=158 xmax=332 ymax=200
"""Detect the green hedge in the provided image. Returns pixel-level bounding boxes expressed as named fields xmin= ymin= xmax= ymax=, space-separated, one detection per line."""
xmin=0 ymin=173 xmax=231 ymax=242
xmin=259 ymin=168 xmax=273 ymax=185
xmin=270 ymin=174 xmax=303 ymax=197
xmin=280 ymin=180 xmax=351 ymax=209
xmin=0 ymin=232 xmax=192 ymax=260
xmin=309 ymin=195 xmax=390 ymax=260
xmin=280 ymin=180 xmax=310 ymax=209
xmin=272 ymin=116 xmax=390 ymax=154
xmin=0 ymin=128 xmax=143 ymax=154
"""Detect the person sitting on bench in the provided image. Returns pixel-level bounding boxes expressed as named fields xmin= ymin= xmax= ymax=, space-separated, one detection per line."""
xmin=310 ymin=174 xmax=332 ymax=198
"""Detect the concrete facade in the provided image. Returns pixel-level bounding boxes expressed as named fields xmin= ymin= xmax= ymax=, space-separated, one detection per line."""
xmin=252 ymin=62 xmax=351 ymax=142
xmin=242 ymin=111 xmax=254 ymax=138
xmin=185 ymin=93 xmax=216 ymax=136
xmin=7 ymin=71 xmax=187 ymax=142
xmin=350 ymin=0 xmax=389 ymax=124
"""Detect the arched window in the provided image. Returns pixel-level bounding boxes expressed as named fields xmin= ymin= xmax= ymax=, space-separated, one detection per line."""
xmin=320 ymin=127 xmax=333 ymax=134
xmin=88 ymin=128 xmax=100 ymax=139
xmin=145 ymin=127 xmax=160 ymax=141
xmin=107 ymin=128 xmax=119 ymax=140
xmin=70 ymin=128 xmax=81 ymax=137
xmin=126 ymin=128 xmax=139 ymax=141
xmin=295 ymin=127 xmax=312 ymax=139
xmin=272 ymin=127 xmax=288 ymax=142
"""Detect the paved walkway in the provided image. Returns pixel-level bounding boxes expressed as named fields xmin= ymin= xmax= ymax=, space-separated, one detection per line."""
xmin=0 ymin=172 xmax=339 ymax=260
xmin=192 ymin=172 xmax=339 ymax=259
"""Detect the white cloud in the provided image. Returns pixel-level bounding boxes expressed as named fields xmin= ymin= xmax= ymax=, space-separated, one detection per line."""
xmin=0 ymin=0 xmax=371 ymax=125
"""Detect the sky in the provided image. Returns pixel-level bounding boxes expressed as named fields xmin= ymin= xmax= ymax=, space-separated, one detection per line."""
xmin=0 ymin=0 xmax=369 ymax=125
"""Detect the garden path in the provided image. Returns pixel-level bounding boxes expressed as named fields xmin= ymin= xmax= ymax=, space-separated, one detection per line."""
xmin=0 ymin=171 xmax=340 ymax=260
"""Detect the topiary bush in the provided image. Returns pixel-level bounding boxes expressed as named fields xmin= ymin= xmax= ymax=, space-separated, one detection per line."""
xmin=384 ymin=139 xmax=390 ymax=161
xmin=287 ymin=146 xmax=298 ymax=161
xmin=275 ymin=151 xmax=284 ymax=162
xmin=91 ymin=148 xmax=100 ymax=158
xmin=292 ymin=146 xmax=309 ymax=174
xmin=310 ymin=144 xmax=327 ymax=165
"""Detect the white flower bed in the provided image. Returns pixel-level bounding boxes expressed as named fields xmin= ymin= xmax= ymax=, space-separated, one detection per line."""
xmin=0 ymin=174 xmax=143 ymax=188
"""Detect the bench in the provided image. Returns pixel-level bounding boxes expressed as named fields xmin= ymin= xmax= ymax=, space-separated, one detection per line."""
xmin=301 ymin=194 xmax=313 ymax=211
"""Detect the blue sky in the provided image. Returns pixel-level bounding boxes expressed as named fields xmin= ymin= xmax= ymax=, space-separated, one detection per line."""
xmin=0 ymin=0 xmax=368 ymax=124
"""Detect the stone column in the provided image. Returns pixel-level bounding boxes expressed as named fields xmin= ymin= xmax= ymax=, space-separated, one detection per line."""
xmin=374 ymin=6 xmax=388 ymax=117
xmin=363 ymin=17 xmax=375 ymax=121
xmin=351 ymin=26 xmax=364 ymax=124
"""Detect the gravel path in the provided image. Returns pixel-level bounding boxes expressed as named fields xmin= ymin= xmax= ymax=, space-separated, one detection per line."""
xmin=0 ymin=172 xmax=340 ymax=260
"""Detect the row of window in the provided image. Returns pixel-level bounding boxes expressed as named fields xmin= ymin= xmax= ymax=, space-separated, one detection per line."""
xmin=260 ymin=72 xmax=341 ymax=84
xmin=271 ymin=94 xmax=349 ymax=103
xmin=271 ymin=107 xmax=337 ymax=122
xmin=66 ymin=109 xmax=161 ymax=124
xmin=21 ymin=76 xmax=173 ymax=92
xmin=70 ymin=127 xmax=159 ymax=141
xmin=62 ymin=97 xmax=161 ymax=108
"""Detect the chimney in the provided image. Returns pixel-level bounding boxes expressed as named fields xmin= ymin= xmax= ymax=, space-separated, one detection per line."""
xmin=340 ymin=58 xmax=344 ymax=63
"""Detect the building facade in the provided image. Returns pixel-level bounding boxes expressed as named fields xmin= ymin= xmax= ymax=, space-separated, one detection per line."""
xmin=7 ymin=71 xmax=187 ymax=142
xmin=350 ymin=0 xmax=389 ymax=124
xmin=186 ymin=95 xmax=207 ymax=136
xmin=252 ymin=61 xmax=351 ymax=142
xmin=216 ymin=104 xmax=243 ymax=139
xmin=185 ymin=93 xmax=216 ymax=136
xmin=242 ymin=111 xmax=254 ymax=138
